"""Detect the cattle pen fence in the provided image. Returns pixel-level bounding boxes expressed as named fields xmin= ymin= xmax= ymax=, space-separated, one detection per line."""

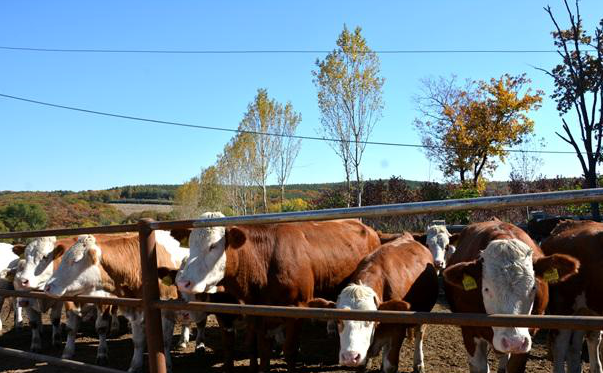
xmin=2 ymin=188 xmax=603 ymax=373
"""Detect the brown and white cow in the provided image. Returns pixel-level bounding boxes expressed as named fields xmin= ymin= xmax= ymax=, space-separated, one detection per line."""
xmin=443 ymin=219 xmax=579 ymax=373
xmin=44 ymin=231 xmax=188 ymax=373
xmin=309 ymin=236 xmax=439 ymax=373
xmin=0 ymin=243 xmax=24 ymax=332
xmin=540 ymin=220 xmax=603 ymax=373
xmin=13 ymin=235 xmax=124 ymax=362
xmin=176 ymin=212 xmax=381 ymax=373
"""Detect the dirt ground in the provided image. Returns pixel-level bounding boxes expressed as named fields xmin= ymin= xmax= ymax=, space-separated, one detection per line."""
xmin=0 ymin=292 xmax=592 ymax=373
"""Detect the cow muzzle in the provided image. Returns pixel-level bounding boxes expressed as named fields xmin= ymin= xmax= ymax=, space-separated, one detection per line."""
xmin=339 ymin=350 xmax=365 ymax=366
xmin=494 ymin=329 xmax=531 ymax=354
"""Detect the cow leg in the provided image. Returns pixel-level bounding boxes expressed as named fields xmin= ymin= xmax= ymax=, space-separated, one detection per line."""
xmin=566 ymin=329 xmax=585 ymax=373
xmin=26 ymin=306 xmax=42 ymax=353
xmin=161 ymin=314 xmax=176 ymax=373
xmin=110 ymin=306 xmax=120 ymax=337
xmin=14 ymin=299 xmax=23 ymax=330
xmin=246 ymin=317 xmax=259 ymax=373
xmin=382 ymin=328 xmax=404 ymax=373
xmin=126 ymin=311 xmax=146 ymax=373
xmin=95 ymin=306 xmax=112 ymax=366
xmin=50 ymin=302 xmax=63 ymax=349
xmin=552 ymin=329 xmax=572 ymax=373
xmin=217 ymin=314 xmax=236 ymax=373
xmin=283 ymin=318 xmax=303 ymax=373
xmin=586 ymin=331 xmax=603 ymax=373
xmin=255 ymin=318 xmax=271 ymax=373
xmin=62 ymin=309 xmax=81 ymax=359
xmin=178 ymin=322 xmax=191 ymax=350
xmin=194 ymin=313 xmax=208 ymax=355
xmin=412 ymin=325 xmax=426 ymax=373
xmin=467 ymin=338 xmax=489 ymax=373
xmin=495 ymin=353 xmax=509 ymax=373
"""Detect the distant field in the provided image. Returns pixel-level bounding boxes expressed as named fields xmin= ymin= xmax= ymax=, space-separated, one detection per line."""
xmin=109 ymin=203 xmax=173 ymax=215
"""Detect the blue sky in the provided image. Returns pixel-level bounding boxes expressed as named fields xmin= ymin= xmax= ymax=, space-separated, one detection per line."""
xmin=1 ymin=1 xmax=601 ymax=191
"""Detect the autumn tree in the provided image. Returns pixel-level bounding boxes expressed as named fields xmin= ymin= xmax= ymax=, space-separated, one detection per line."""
xmin=509 ymin=135 xmax=546 ymax=193
xmin=414 ymin=74 xmax=543 ymax=187
xmin=174 ymin=176 xmax=201 ymax=219
xmin=272 ymin=103 xmax=302 ymax=210
xmin=540 ymin=1 xmax=603 ymax=220
xmin=217 ymin=132 xmax=258 ymax=215
xmin=0 ymin=202 xmax=48 ymax=233
xmin=239 ymin=89 xmax=299 ymax=213
xmin=313 ymin=25 xmax=384 ymax=207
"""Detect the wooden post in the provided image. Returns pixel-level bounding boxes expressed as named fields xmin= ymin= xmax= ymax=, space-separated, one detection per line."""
xmin=138 ymin=218 xmax=166 ymax=373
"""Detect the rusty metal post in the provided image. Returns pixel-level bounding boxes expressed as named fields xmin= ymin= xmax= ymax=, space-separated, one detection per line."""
xmin=138 ymin=218 xmax=166 ymax=373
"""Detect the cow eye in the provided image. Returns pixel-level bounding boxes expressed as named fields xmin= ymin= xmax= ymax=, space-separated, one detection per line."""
xmin=209 ymin=243 xmax=216 ymax=251
xmin=483 ymin=287 xmax=489 ymax=293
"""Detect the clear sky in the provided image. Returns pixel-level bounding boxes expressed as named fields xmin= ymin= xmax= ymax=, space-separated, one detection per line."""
xmin=1 ymin=1 xmax=601 ymax=191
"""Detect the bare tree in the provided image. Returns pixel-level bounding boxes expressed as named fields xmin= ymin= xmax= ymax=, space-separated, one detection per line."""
xmin=540 ymin=1 xmax=603 ymax=220
xmin=313 ymin=25 xmax=384 ymax=207
xmin=272 ymin=103 xmax=302 ymax=209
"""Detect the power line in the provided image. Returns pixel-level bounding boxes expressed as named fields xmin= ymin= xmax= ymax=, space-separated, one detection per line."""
xmin=0 ymin=46 xmax=595 ymax=55
xmin=0 ymin=92 xmax=581 ymax=155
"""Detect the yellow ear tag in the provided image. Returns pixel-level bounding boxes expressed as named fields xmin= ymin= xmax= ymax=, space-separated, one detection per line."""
xmin=462 ymin=274 xmax=478 ymax=291
xmin=161 ymin=276 xmax=173 ymax=286
xmin=543 ymin=268 xmax=559 ymax=283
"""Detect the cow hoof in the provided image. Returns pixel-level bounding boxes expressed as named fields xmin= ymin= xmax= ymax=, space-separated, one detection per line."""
xmin=195 ymin=344 xmax=206 ymax=356
xmin=97 ymin=355 xmax=109 ymax=366
xmin=413 ymin=364 xmax=425 ymax=373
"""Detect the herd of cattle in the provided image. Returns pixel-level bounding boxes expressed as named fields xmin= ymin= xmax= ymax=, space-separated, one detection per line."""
xmin=0 ymin=213 xmax=601 ymax=373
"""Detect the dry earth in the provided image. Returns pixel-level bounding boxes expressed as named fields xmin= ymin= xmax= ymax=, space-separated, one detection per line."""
xmin=108 ymin=203 xmax=173 ymax=216
xmin=0 ymin=291 xmax=593 ymax=373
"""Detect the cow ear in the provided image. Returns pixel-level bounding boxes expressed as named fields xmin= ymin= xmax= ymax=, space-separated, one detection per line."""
xmin=378 ymin=299 xmax=411 ymax=311
xmin=449 ymin=233 xmax=461 ymax=245
xmin=443 ymin=260 xmax=482 ymax=291
xmin=534 ymin=254 xmax=579 ymax=284
xmin=53 ymin=244 xmax=67 ymax=258
xmin=12 ymin=244 xmax=26 ymax=257
xmin=413 ymin=234 xmax=427 ymax=245
xmin=87 ymin=248 xmax=100 ymax=265
xmin=157 ymin=267 xmax=178 ymax=286
xmin=307 ymin=298 xmax=336 ymax=309
xmin=226 ymin=227 xmax=246 ymax=249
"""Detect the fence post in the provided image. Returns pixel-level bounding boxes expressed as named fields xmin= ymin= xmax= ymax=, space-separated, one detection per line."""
xmin=138 ymin=218 xmax=167 ymax=373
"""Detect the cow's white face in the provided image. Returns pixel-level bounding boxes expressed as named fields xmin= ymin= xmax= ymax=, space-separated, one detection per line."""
xmin=14 ymin=237 xmax=57 ymax=291
xmin=480 ymin=239 xmax=535 ymax=354
xmin=177 ymin=212 xmax=227 ymax=294
xmin=335 ymin=284 xmax=378 ymax=367
xmin=426 ymin=225 xmax=454 ymax=270
xmin=45 ymin=235 xmax=103 ymax=298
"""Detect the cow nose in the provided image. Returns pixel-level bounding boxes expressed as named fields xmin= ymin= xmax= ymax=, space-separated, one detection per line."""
xmin=177 ymin=280 xmax=191 ymax=291
xmin=434 ymin=260 xmax=445 ymax=269
xmin=340 ymin=351 xmax=362 ymax=366
xmin=21 ymin=278 xmax=29 ymax=286
xmin=501 ymin=336 xmax=530 ymax=353
xmin=44 ymin=284 xmax=51 ymax=293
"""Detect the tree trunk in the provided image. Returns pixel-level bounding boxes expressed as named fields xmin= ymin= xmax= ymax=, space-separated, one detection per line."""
xmin=280 ymin=184 xmax=285 ymax=211
xmin=262 ymin=184 xmax=268 ymax=213
xmin=355 ymin=166 xmax=362 ymax=207
xmin=586 ymin=167 xmax=601 ymax=221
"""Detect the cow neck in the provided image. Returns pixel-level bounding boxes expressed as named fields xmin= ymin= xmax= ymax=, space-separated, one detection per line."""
xmin=222 ymin=236 xmax=269 ymax=302
xmin=354 ymin=271 xmax=385 ymax=301
xmin=97 ymin=237 xmax=143 ymax=298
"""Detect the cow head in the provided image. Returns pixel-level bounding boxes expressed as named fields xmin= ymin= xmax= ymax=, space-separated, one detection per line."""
xmin=443 ymin=238 xmax=578 ymax=354
xmin=177 ymin=212 xmax=245 ymax=294
xmin=425 ymin=225 xmax=458 ymax=270
xmin=309 ymin=283 xmax=410 ymax=367
xmin=14 ymin=237 xmax=61 ymax=291
xmin=44 ymin=235 xmax=103 ymax=298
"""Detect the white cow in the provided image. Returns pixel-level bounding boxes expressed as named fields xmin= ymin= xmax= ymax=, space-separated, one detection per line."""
xmin=424 ymin=225 xmax=457 ymax=270
xmin=44 ymin=231 xmax=190 ymax=373
xmin=13 ymin=236 xmax=120 ymax=363
xmin=0 ymin=243 xmax=23 ymax=332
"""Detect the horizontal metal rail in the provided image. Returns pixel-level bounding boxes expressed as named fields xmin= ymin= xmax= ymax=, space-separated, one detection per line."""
xmin=153 ymin=300 xmax=603 ymax=331
xmin=0 ymin=188 xmax=602 ymax=240
xmin=0 ymin=346 xmax=126 ymax=373
xmin=0 ymin=289 xmax=142 ymax=308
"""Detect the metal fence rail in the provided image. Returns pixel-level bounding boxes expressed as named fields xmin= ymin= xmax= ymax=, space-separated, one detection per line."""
xmin=0 ymin=188 xmax=602 ymax=373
